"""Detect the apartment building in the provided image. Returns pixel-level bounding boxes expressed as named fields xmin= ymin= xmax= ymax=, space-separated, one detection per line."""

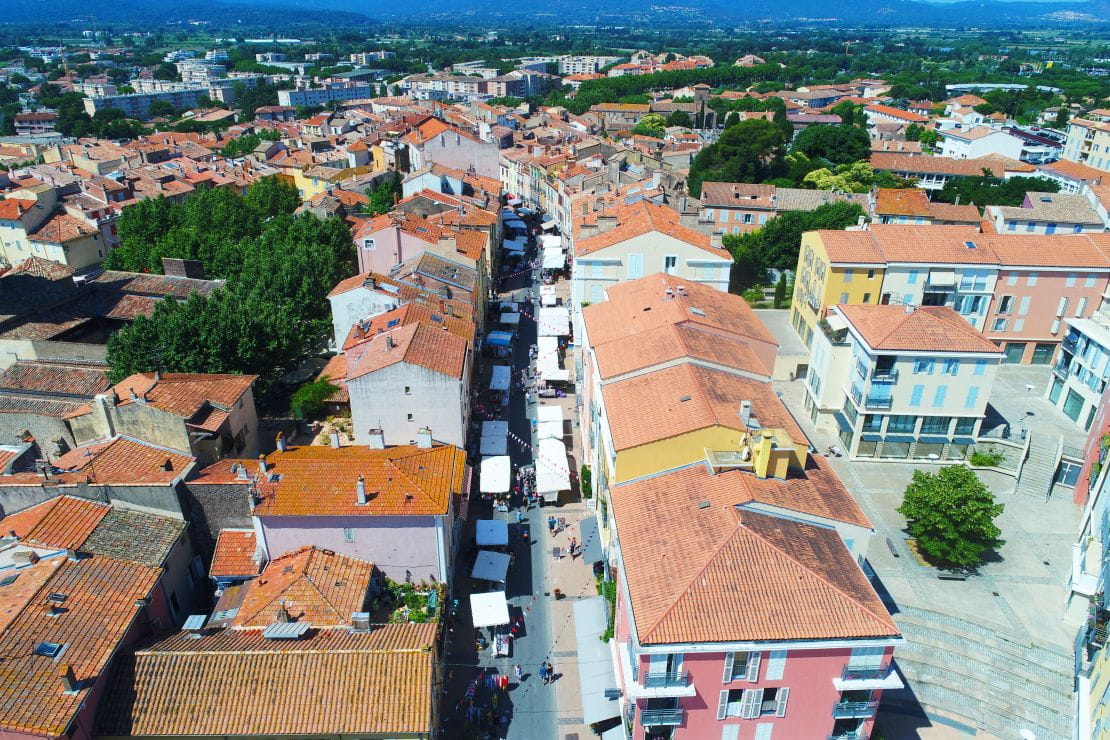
xmin=986 ymin=191 xmax=1105 ymax=235
xmin=278 ymin=82 xmax=373 ymax=108
xmin=871 ymin=188 xmax=982 ymax=226
xmin=804 ymin=304 xmax=1003 ymax=460
xmin=790 ymin=226 xmax=1110 ymax=365
xmin=863 ymin=104 xmax=929 ymax=129
xmin=559 ymin=55 xmax=623 ymax=75
xmin=1048 ymin=304 xmax=1110 ymax=430
xmin=1063 ymin=117 xmax=1110 ymax=174
xmin=699 ymin=182 xmax=868 ymax=236
xmin=869 ymin=152 xmax=1036 ymax=191
xmin=938 ymin=126 xmax=1024 ymax=160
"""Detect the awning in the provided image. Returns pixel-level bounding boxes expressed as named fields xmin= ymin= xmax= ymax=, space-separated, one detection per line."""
xmin=541 ymin=219 xmax=557 ymax=231
xmin=503 ymin=218 xmax=526 ymax=229
xmin=471 ymin=550 xmax=511 ymax=582
xmin=537 ymin=306 xmax=570 ymax=337
xmin=928 ymin=269 xmax=956 ymax=286
xmin=918 ymin=436 xmax=950 ymax=444
xmin=953 ymin=436 xmax=977 ymax=444
xmin=885 ymin=435 xmax=915 ymax=443
xmin=485 ymin=331 xmax=514 ymax=347
xmin=480 ymin=421 xmax=508 ymax=456
xmin=490 ymin=365 xmax=510 ymax=391
xmin=536 ymin=437 xmax=571 ymax=501
xmin=826 ymin=313 xmax=848 ymax=331
xmin=580 ymin=516 xmax=603 ymax=564
xmin=536 ymin=336 xmax=568 ymax=382
xmin=475 ymin=519 xmax=508 ymax=546
xmin=541 ymin=233 xmax=561 ymax=249
xmin=506 ymin=197 xmax=522 ymax=206
xmin=499 ymin=300 xmax=518 ymax=312
xmin=574 ymin=596 xmax=622 ymax=725
xmin=500 ymin=312 xmax=521 ymax=325
xmin=470 ymin=591 xmax=510 ymax=627
xmin=503 ymin=237 xmax=527 ymax=253
xmin=537 ymin=420 xmax=563 ymax=440
xmin=537 ymin=405 xmax=564 ymax=423
xmin=479 ymin=455 xmax=511 ymax=493
xmin=542 ymin=248 xmax=565 ymax=270
xmin=540 ymin=285 xmax=557 ymax=306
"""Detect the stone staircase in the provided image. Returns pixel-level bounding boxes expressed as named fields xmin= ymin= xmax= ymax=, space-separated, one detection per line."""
xmin=1014 ymin=432 xmax=1059 ymax=499
xmin=887 ymin=606 xmax=1074 ymax=739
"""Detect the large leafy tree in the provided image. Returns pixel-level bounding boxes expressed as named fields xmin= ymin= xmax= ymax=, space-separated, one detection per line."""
xmin=687 ymin=118 xmax=787 ymax=197
xmin=366 ymin=172 xmax=402 ymax=216
xmin=932 ymin=175 xmax=1059 ymax=209
xmin=898 ymin=466 xmax=1004 ymax=568
xmin=790 ymin=124 xmax=871 ymax=166
xmin=631 ymin=113 xmax=667 ymax=138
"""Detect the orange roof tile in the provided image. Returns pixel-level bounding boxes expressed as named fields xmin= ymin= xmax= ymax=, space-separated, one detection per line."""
xmin=574 ymin=201 xmax=731 ymax=260
xmin=0 ymin=496 xmax=109 ymax=549
xmin=865 ymin=104 xmax=929 ymax=123
xmin=611 ymin=468 xmax=894 ymax=645
xmin=345 ymin=322 xmax=468 ymax=381
xmin=592 ymin=322 xmax=770 ymax=380
xmin=344 ymin=303 xmax=474 ymax=351
xmin=0 ymin=437 xmax=194 ymax=488
xmin=108 ymin=373 xmax=256 ymax=420
xmin=231 ymin=546 xmax=374 ymax=628
xmin=836 ymin=304 xmax=1002 ymax=354
xmin=251 ymin=443 xmax=466 ymax=517
xmin=875 ymin=188 xmax=931 ymax=217
xmin=98 ymin=624 xmax=436 ymax=737
xmin=0 ymin=198 xmax=36 ymax=220
xmin=209 ymin=529 xmax=259 ymax=578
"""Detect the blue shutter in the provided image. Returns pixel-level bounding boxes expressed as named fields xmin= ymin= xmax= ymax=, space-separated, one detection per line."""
xmin=933 ymin=385 xmax=948 ymax=407
xmin=910 ymin=384 xmax=924 ymax=406
xmin=965 ymin=386 xmax=980 ymax=409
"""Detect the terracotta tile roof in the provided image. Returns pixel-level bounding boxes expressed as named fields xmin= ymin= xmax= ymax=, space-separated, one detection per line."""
xmin=109 ymin=372 xmax=256 ymax=420
xmin=836 ymin=304 xmax=1003 ymax=354
xmin=984 ymin=232 xmax=1110 ymax=268
xmin=0 ymin=198 xmax=36 ymax=220
xmin=574 ymin=201 xmax=731 ymax=260
xmin=346 ymin=321 xmax=468 ymax=381
xmin=27 ymin=211 xmax=97 ymax=243
xmin=314 ymin=354 xmax=349 ymax=404
xmin=699 ymin=182 xmax=775 ymax=209
xmin=611 ymin=470 xmax=894 ymax=645
xmin=871 ymin=152 xmax=1029 ymax=177
xmin=0 ymin=361 xmax=109 ymax=397
xmin=209 ymin=529 xmax=259 ymax=578
xmin=97 ymin=624 xmax=436 ymax=737
xmin=816 ymin=225 xmax=987 ymax=264
xmin=0 ymin=496 xmax=109 ymax=549
xmin=865 ymin=104 xmax=929 ymax=123
xmin=79 ymin=508 xmax=186 ymax=568
xmin=875 ymin=188 xmax=931 ymax=217
xmin=1039 ymin=158 xmax=1106 ymax=182
xmin=344 ymin=302 xmax=475 ymax=350
xmin=0 ymin=436 xmax=195 ymax=487
xmin=927 ymin=202 xmax=983 ymax=223
xmin=0 ymin=554 xmax=161 ymax=737
xmin=592 ymin=322 xmax=771 ymax=380
xmin=232 ymin=546 xmax=374 ymax=628
xmin=6 ymin=255 xmax=74 ymax=281
xmin=602 ymin=364 xmax=806 ymax=451
xmin=251 ymin=443 xmax=466 ymax=517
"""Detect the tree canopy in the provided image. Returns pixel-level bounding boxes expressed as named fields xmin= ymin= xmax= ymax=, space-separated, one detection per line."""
xmin=790 ymin=124 xmax=871 ymax=166
xmin=898 ymin=466 xmax=1004 ymax=568
xmin=630 ymin=113 xmax=667 ymax=138
xmin=687 ymin=118 xmax=787 ymax=197
xmin=932 ymin=175 xmax=1060 ymax=209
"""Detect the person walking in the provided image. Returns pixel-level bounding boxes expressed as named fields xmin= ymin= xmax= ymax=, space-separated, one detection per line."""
xmin=539 ymin=662 xmax=549 ymax=685
xmin=544 ymin=661 xmax=555 ymax=683
xmin=513 ymin=664 xmax=523 ymax=683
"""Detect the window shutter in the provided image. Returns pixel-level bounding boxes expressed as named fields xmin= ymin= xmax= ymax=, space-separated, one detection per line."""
xmin=717 ymin=690 xmax=729 ymax=720
xmin=746 ymin=652 xmax=761 ymax=682
xmin=765 ymin=650 xmax=786 ymax=680
xmin=774 ymin=687 xmax=790 ymax=717
xmin=741 ymin=688 xmax=764 ymax=719
xmin=722 ymin=652 xmax=735 ymax=684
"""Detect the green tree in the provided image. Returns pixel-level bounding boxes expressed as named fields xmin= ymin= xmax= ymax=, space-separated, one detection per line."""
xmin=918 ymin=129 xmax=939 ymax=149
xmin=630 ymin=113 xmax=667 ymax=138
xmin=153 ymin=62 xmax=179 ymax=81
xmin=365 ymin=172 xmax=401 ymax=216
xmin=665 ymin=109 xmax=692 ymax=128
xmin=898 ymin=466 xmax=1004 ymax=568
xmin=1054 ymin=107 xmax=1069 ymax=128
xmin=790 ymin=124 xmax=870 ymax=166
xmin=687 ymin=118 xmax=787 ymax=197
xmin=932 ymin=175 xmax=1059 ymax=208
xmin=802 ymin=161 xmax=879 ymax=193
xmin=291 ymin=377 xmax=339 ymax=419
xmin=773 ymin=272 xmax=787 ymax=308
xmin=904 ymin=123 xmax=923 ymax=142
xmin=147 ymin=100 xmax=178 ymax=119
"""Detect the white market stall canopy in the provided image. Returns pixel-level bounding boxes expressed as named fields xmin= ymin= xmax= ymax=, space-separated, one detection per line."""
xmin=540 ymin=233 xmax=561 ymax=249
xmin=541 ymin=219 xmax=557 ymax=232
xmin=537 ymin=420 xmax=564 ymax=440
xmin=480 ymin=420 xmax=508 ymax=456
xmin=470 ymin=591 xmax=510 ymax=627
xmin=539 ymin=285 xmax=557 ymax=307
xmin=537 ymin=306 xmax=570 ymax=337
xmin=536 ymin=437 xmax=571 ymax=501
xmin=537 ymin=405 xmax=564 ymax=423
xmin=500 ymin=312 xmax=521 ymax=325
xmin=542 ymin=248 xmax=565 ymax=270
xmin=475 ymin=519 xmax=508 ymax=546
xmin=479 ymin=455 xmax=511 ymax=494
xmin=536 ymin=335 xmax=569 ymax=382
xmin=490 ymin=365 xmax=511 ymax=391
xmin=471 ymin=550 xmax=511 ymax=582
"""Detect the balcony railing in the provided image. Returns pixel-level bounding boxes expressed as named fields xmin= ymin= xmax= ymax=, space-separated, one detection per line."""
xmin=641 ymin=671 xmax=691 ymax=689
xmin=832 ymin=700 xmax=879 ymax=719
xmin=828 ymin=731 xmax=869 ymax=740
xmin=639 ymin=708 xmax=684 ymax=726
xmin=864 ymin=395 xmax=893 ymax=410
xmin=1062 ymin=334 xmax=1079 ymax=352
xmin=871 ymin=368 xmax=899 ymax=383
xmin=841 ymin=665 xmax=890 ymax=681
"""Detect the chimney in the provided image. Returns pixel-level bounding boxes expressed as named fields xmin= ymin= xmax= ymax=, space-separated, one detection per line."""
xmin=234 ymin=462 xmax=249 ymax=481
xmin=65 ymin=548 xmax=80 ymax=562
xmin=416 ymin=427 xmax=433 ymax=449
xmin=579 ymin=222 xmax=599 ymax=239
xmin=710 ymin=232 xmax=724 ymax=248
xmin=329 ymin=431 xmax=341 ymax=448
xmin=59 ymin=665 xmax=77 ymax=693
xmin=385 ymin=334 xmax=396 ymax=350
xmin=368 ymin=428 xmax=385 ymax=449
xmin=258 ymin=455 xmax=268 ymax=474
xmin=153 ymin=370 xmax=161 ymax=381
xmin=740 ymin=400 xmax=752 ymax=427
xmin=275 ymin=432 xmax=288 ymax=453
xmin=276 ymin=601 xmax=291 ymax=622
xmin=356 ymin=474 xmax=368 ymax=504
xmin=363 ymin=274 xmax=377 ymax=289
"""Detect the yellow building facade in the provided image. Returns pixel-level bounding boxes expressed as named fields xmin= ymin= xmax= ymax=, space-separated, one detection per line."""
xmin=790 ymin=231 xmax=886 ymax=347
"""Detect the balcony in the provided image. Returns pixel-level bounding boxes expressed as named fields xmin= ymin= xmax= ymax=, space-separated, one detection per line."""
xmin=864 ymin=395 xmax=893 ymax=410
xmin=1053 ymin=361 xmax=1071 ymax=380
xmin=832 ymin=700 xmax=879 ymax=719
xmin=1062 ymin=334 xmax=1079 ymax=352
xmin=829 ymin=732 xmax=869 ymax=740
xmin=642 ymin=671 xmax=691 ymax=689
xmin=833 ymin=664 xmax=904 ymax=691
xmin=639 ymin=708 xmax=684 ymax=726
xmin=871 ymin=368 xmax=899 ymax=383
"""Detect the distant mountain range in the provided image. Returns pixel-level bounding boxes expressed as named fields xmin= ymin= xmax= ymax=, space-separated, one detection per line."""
xmin=1 ymin=0 xmax=1108 ymax=26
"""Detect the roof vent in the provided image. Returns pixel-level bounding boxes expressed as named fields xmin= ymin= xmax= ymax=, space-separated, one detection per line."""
xmin=356 ymin=475 xmax=368 ymax=505
xmin=351 ymin=611 xmax=372 ymax=632
xmin=678 ymin=395 xmax=692 ymax=402
xmin=689 ymin=307 xmax=706 ymax=317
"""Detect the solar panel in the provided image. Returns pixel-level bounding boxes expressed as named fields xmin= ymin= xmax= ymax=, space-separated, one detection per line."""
xmin=262 ymin=621 xmax=310 ymax=639
xmin=210 ymin=608 xmax=238 ymax=622
xmin=183 ymin=614 xmax=207 ymax=631
xmin=386 ymin=318 xmax=400 ymax=327
xmin=0 ymin=574 xmax=17 ymax=587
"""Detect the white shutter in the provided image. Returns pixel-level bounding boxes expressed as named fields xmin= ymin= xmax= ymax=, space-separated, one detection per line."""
xmin=754 ymin=723 xmax=774 ymax=740
xmin=649 ymin=653 xmax=667 ymax=674
xmin=741 ymin=688 xmax=764 ymax=719
xmin=717 ymin=690 xmax=729 ymax=720
xmin=774 ymin=687 xmax=790 ymax=717
xmin=721 ymin=725 xmax=740 ymax=740
xmin=722 ymin=652 xmax=735 ymax=684
xmin=765 ymin=650 xmax=787 ymax=680
xmin=746 ymin=652 xmax=761 ymax=682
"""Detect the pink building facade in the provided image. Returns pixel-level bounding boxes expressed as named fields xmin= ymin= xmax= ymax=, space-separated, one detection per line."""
xmin=612 ymin=577 xmax=901 ymax=740
xmin=355 ymin=221 xmax=438 ymax=274
xmin=983 ymin=266 xmax=1110 ymax=365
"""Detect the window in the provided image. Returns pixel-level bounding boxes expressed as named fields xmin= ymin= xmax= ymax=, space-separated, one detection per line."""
xmin=1066 ymin=273 xmax=1078 ymax=287
xmin=704 ymin=209 xmax=714 ymax=221
xmin=406 ymin=413 xmax=414 ymax=421
xmin=755 ymin=725 xmax=774 ymax=740
xmin=887 ymin=414 xmax=917 ymax=434
xmin=921 ymin=416 xmax=951 ymax=434
xmin=721 ymin=726 xmax=740 ymax=740
xmin=932 ymin=385 xmax=948 ymax=407
xmin=343 ymin=527 xmax=355 ymax=542
xmin=664 ymin=255 xmax=678 ymax=274
xmin=907 ymin=269 xmax=919 ymax=285
xmin=1025 ymin=221 xmax=1036 ymax=232
xmin=912 ymin=359 xmax=934 ymax=375
xmin=363 ymin=238 xmax=375 ymax=251
xmin=723 ymin=651 xmax=760 ymax=683
xmin=589 ymin=262 xmax=603 ymax=278
xmin=992 ymin=318 xmax=1007 ymax=332
xmin=964 ymin=386 xmax=980 ymax=409
xmin=903 ymin=293 xmax=913 ymax=306
xmin=743 ymin=213 xmax=753 ymax=224
xmin=404 ymin=386 xmax=411 ymax=395
xmin=759 ymin=214 xmax=767 ymax=224
xmin=1077 ymin=297 xmax=1088 ymax=317
xmin=954 ymin=417 xmax=977 ymax=435
xmin=1007 ymin=273 xmax=1018 ymax=286
xmin=997 ymin=295 xmax=1013 ymax=315
xmin=1012 ymin=318 xmax=1024 ymax=333
xmin=943 ymin=359 xmax=959 ymax=376
xmin=1017 ymin=296 xmax=1031 ymax=315
xmin=626 ymin=253 xmax=644 ymax=280
xmin=1007 ymin=221 xmax=1016 ymax=231
xmin=1086 ymin=274 xmax=1097 ymax=288
xmin=909 ymin=384 xmax=924 ymax=407
xmin=863 ymin=293 xmax=871 ymax=303
xmin=839 ymin=293 xmax=849 ymax=304
xmin=1027 ymin=272 xmax=1038 ymax=286
xmin=844 ymin=268 xmax=854 ymax=283
xmin=867 ymin=269 xmax=876 ymax=279
xmin=1057 ymin=296 xmax=1069 ymax=317
xmin=862 ymin=414 xmax=882 ymax=432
